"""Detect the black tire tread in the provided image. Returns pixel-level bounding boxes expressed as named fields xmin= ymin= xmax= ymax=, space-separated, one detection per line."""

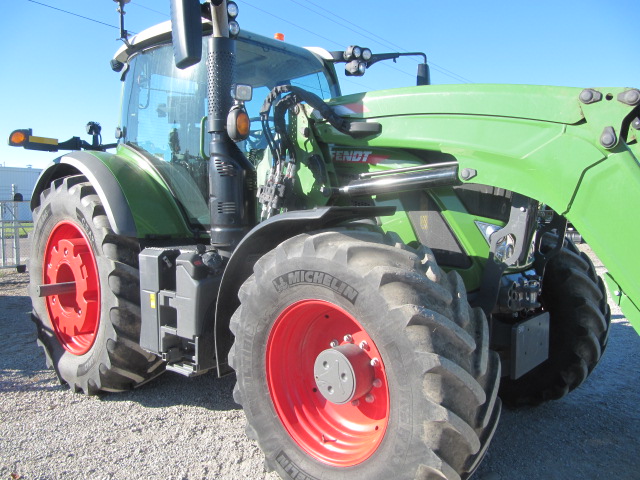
xmin=499 ymin=238 xmax=611 ymax=407
xmin=230 ymin=230 xmax=500 ymax=480
xmin=30 ymin=175 xmax=164 ymax=394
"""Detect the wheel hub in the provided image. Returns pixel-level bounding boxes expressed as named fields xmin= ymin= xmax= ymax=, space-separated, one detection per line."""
xmin=314 ymin=344 xmax=374 ymax=404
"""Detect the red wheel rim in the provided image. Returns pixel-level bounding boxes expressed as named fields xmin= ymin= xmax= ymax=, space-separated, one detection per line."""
xmin=266 ymin=300 xmax=389 ymax=467
xmin=43 ymin=221 xmax=101 ymax=355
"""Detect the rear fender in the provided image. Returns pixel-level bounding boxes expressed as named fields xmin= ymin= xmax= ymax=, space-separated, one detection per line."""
xmin=31 ymin=149 xmax=194 ymax=239
xmin=32 ymin=151 xmax=137 ymax=236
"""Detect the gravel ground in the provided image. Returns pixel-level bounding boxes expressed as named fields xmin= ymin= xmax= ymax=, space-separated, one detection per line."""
xmin=1 ymin=244 xmax=638 ymax=480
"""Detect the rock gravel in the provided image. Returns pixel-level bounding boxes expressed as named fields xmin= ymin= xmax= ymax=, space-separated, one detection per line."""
xmin=1 ymin=244 xmax=638 ymax=480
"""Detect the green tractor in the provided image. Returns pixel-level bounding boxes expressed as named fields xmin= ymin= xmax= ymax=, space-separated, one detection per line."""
xmin=9 ymin=1 xmax=639 ymax=478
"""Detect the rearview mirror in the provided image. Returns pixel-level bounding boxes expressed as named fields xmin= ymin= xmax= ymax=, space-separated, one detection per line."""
xmin=171 ymin=0 xmax=203 ymax=69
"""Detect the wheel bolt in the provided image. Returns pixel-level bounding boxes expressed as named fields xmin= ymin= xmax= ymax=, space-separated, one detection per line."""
xmin=351 ymin=399 xmax=360 ymax=406
xmin=344 ymin=334 xmax=353 ymax=343
xmin=365 ymin=394 xmax=375 ymax=403
xmin=370 ymin=358 xmax=379 ymax=367
xmin=372 ymin=378 xmax=382 ymax=388
xmin=329 ymin=339 xmax=339 ymax=348
xmin=359 ymin=340 xmax=369 ymax=350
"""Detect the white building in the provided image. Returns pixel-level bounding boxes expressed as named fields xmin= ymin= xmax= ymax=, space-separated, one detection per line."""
xmin=0 ymin=166 xmax=42 ymax=221
xmin=0 ymin=166 xmax=42 ymax=201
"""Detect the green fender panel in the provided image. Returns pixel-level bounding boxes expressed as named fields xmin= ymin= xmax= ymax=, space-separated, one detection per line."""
xmin=32 ymin=147 xmax=193 ymax=238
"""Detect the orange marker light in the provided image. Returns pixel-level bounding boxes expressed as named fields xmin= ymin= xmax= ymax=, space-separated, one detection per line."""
xmin=274 ymin=33 xmax=285 ymax=41
xmin=236 ymin=111 xmax=251 ymax=138
xmin=227 ymin=108 xmax=251 ymax=142
xmin=9 ymin=129 xmax=28 ymax=146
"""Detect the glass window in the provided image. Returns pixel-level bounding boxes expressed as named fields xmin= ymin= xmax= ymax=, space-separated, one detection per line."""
xmin=121 ymin=32 xmax=336 ymax=230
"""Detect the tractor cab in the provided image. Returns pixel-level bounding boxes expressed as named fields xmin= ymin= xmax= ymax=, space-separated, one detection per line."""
xmin=112 ymin=22 xmax=340 ymax=232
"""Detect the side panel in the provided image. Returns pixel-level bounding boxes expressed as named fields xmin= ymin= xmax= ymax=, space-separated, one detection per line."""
xmin=316 ymin=113 xmax=603 ymax=215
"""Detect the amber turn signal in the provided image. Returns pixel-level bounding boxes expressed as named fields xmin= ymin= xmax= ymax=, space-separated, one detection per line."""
xmin=236 ymin=111 xmax=251 ymax=138
xmin=227 ymin=107 xmax=251 ymax=142
xmin=8 ymin=129 xmax=31 ymax=146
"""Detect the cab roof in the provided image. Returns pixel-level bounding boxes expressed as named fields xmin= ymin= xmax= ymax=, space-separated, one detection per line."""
xmin=112 ymin=20 xmax=334 ymax=66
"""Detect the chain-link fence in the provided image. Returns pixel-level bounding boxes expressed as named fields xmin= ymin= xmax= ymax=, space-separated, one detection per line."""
xmin=0 ymin=200 xmax=30 ymax=272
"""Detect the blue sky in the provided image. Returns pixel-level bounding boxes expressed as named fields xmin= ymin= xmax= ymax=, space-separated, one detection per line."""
xmin=1 ymin=0 xmax=638 ymax=170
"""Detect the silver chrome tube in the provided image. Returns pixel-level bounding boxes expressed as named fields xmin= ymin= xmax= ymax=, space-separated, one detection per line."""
xmin=340 ymin=165 xmax=461 ymax=197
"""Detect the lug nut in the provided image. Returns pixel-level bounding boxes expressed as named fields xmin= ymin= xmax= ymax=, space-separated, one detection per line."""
xmin=372 ymin=378 xmax=382 ymax=388
xmin=370 ymin=358 xmax=379 ymax=367
xmin=351 ymin=399 xmax=360 ymax=406
xmin=329 ymin=340 xmax=339 ymax=348
xmin=344 ymin=334 xmax=353 ymax=343
xmin=365 ymin=394 xmax=375 ymax=403
xmin=359 ymin=340 xmax=369 ymax=350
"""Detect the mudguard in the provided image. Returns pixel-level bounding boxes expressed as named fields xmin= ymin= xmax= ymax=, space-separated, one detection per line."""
xmin=30 ymin=147 xmax=194 ymax=239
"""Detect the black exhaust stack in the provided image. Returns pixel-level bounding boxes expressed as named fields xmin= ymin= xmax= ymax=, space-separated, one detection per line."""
xmin=171 ymin=0 xmax=254 ymax=251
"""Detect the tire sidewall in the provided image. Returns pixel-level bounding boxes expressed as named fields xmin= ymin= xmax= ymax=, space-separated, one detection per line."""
xmin=237 ymin=251 xmax=425 ymax=479
xmin=30 ymin=181 xmax=115 ymax=385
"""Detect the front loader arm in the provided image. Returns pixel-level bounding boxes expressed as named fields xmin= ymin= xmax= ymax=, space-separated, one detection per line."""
xmin=313 ymin=84 xmax=640 ymax=331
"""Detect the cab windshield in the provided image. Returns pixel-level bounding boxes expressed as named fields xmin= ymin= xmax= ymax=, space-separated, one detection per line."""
xmin=120 ymin=31 xmax=337 ymax=230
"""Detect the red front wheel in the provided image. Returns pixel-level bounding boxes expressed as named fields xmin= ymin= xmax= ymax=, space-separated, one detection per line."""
xmin=230 ymin=229 xmax=501 ymax=480
xmin=266 ymin=299 xmax=388 ymax=467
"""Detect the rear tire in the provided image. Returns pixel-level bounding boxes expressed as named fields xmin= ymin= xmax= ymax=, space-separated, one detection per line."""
xmin=230 ymin=230 xmax=501 ymax=480
xmin=499 ymin=238 xmax=611 ymax=407
xmin=30 ymin=175 xmax=164 ymax=394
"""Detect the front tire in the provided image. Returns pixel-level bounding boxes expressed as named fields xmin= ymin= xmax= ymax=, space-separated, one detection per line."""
xmin=30 ymin=175 xmax=163 ymax=394
xmin=499 ymin=238 xmax=611 ymax=407
xmin=230 ymin=230 xmax=501 ymax=480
